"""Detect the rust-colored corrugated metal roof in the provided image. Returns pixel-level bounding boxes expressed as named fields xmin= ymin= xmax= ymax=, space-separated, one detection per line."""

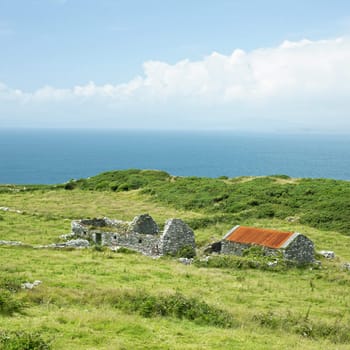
xmin=225 ymin=226 xmax=294 ymax=249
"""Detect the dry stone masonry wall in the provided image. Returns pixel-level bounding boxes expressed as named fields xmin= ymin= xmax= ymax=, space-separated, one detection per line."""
xmin=283 ymin=234 xmax=314 ymax=263
xmin=158 ymin=219 xmax=196 ymax=256
xmin=218 ymin=232 xmax=314 ymax=264
xmin=69 ymin=214 xmax=195 ymax=257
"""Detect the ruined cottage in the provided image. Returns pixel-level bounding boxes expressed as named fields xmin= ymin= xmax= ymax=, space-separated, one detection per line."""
xmin=210 ymin=225 xmax=314 ymax=264
xmin=70 ymin=214 xmax=196 ymax=257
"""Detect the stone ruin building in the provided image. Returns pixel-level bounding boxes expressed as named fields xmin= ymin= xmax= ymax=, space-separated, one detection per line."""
xmin=207 ymin=225 xmax=314 ymax=264
xmin=69 ymin=214 xmax=196 ymax=257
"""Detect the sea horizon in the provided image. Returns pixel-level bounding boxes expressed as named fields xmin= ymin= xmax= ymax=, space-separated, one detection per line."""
xmin=1 ymin=128 xmax=349 ymax=184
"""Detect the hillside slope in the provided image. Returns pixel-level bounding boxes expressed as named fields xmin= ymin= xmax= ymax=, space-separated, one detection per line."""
xmin=0 ymin=170 xmax=350 ymax=349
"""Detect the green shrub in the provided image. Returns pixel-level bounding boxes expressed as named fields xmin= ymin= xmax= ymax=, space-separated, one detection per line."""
xmin=58 ymin=169 xmax=350 ymax=235
xmin=186 ymin=214 xmax=233 ymax=230
xmin=0 ymin=276 xmax=23 ymax=293
xmin=109 ymin=182 xmax=119 ymax=191
xmin=242 ymin=245 xmax=264 ymax=257
xmin=92 ymin=245 xmax=106 ymax=252
xmin=77 ymin=169 xmax=170 ymax=191
xmin=109 ymin=290 xmax=236 ymax=328
xmin=252 ymin=311 xmax=350 ymax=344
xmin=117 ymin=183 xmax=130 ymax=191
xmin=270 ymin=174 xmax=291 ymax=179
xmin=0 ymin=330 xmax=51 ymax=349
xmin=194 ymin=255 xmax=250 ymax=269
xmin=63 ymin=181 xmax=76 ymax=190
xmin=0 ymin=290 xmax=24 ymax=316
xmin=194 ymin=254 xmax=286 ymax=271
xmin=255 ymin=205 xmax=275 ymax=218
xmin=176 ymin=245 xmax=196 ymax=259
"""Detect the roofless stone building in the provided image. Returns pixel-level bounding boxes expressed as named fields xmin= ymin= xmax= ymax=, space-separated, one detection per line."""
xmin=70 ymin=214 xmax=196 ymax=257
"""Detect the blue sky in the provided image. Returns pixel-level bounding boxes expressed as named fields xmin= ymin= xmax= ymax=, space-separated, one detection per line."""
xmin=1 ymin=0 xmax=350 ymax=132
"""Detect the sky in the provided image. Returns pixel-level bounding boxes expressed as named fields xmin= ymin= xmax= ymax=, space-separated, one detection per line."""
xmin=1 ymin=0 xmax=350 ymax=133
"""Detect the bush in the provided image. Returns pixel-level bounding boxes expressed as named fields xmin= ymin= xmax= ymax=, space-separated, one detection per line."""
xmin=255 ymin=205 xmax=275 ymax=218
xmin=109 ymin=290 xmax=236 ymax=328
xmin=63 ymin=181 xmax=76 ymax=190
xmin=252 ymin=311 xmax=350 ymax=344
xmin=242 ymin=245 xmax=266 ymax=258
xmin=176 ymin=245 xmax=196 ymax=259
xmin=194 ymin=255 xmax=251 ymax=269
xmin=77 ymin=169 xmax=170 ymax=191
xmin=92 ymin=245 xmax=106 ymax=252
xmin=186 ymin=214 xmax=233 ymax=230
xmin=59 ymin=170 xmax=350 ymax=235
xmin=194 ymin=254 xmax=286 ymax=271
xmin=0 ymin=276 xmax=23 ymax=293
xmin=0 ymin=330 xmax=51 ymax=349
xmin=270 ymin=174 xmax=291 ymax=179
xmin=0 ymin=289 xmax=24 ymax=316
xmin=117 ymin=183 xmax=130 ymax=191
xmin=109 ymin=182 xmax=119 ymax=191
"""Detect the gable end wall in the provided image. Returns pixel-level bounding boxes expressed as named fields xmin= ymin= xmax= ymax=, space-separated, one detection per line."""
xmin=283 ymin=234 xmax=314 ymax=263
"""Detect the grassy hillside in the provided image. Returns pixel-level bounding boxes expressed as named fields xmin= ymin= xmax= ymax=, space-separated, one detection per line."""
xmin=59 ymin=169 xmax=350 ymax=234
xmin=1 ymin=170 xmax=350 ymax=349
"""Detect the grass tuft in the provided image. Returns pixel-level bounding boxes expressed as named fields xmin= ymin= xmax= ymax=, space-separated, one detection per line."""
xmin=253 ymin=311 xmax=350 ymax=343
xmin=0 ymin=330 xmax=51 ymax=349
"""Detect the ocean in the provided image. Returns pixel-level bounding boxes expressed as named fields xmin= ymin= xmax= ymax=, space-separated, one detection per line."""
xmin=0 ymin=129 xmax=349 ymax=184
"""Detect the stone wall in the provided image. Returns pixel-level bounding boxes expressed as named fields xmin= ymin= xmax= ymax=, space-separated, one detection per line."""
xmin=158 ymin=219 xmax=196 ymax=256
xmin=219 ymin=233 xmax=314 ymax=264
xmin=220 ymin=241 xmax=278 ymax=257
xmin=129 ymin=214 xmax=159 ymax=235
xmin=69 ymin=215 xmax=195 ymax=257
xmin=71 ymin=218 xmax=130 ymax=238
xmin=100 ymin=231 xmax=160 ymax=255
xmin=283 ymin=234 xmax=314 ymax=263
xmin=220 ymin=240 xmax=250 ymax=256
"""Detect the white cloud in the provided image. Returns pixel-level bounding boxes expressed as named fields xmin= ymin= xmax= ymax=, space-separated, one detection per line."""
xmin=1 ymin=37 xmax=350 ymax=132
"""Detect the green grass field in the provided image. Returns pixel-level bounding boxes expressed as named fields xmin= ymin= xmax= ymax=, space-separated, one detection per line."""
xmin=1 ymin=170 xmax=350 ymax=349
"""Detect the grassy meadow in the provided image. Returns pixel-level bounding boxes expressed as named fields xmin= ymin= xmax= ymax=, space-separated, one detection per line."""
xmin=1 ymin=170 xmax=350 ymax=349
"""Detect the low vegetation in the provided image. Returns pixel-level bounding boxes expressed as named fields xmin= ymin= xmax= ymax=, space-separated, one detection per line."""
xmin=0 ymin=330 xmax=51 ymax=350
xmin=0 ymin=169 xmax=350 ymax=349
xmin=52 ymin=170 xmax=350 ymax=234
xmin=99 ymin=289 xmax=237 ymax=328
xmin=252 ymin=309 xmax=350 ymax=344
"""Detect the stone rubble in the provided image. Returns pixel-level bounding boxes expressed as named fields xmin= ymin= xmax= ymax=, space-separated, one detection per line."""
xmin=341 ymin=262 xmax=350 ymax=271
xmin=0 ymin=240 xmax=23 ymax=246
xmin=267 ymin=260 xmax=278 ymax=267
xmin=318 ymin=250 xmax=335 ymax=259
xmin=60 ymin=233 xmax=76 ymax=240
xmin=178 ymin=257 xmax=193 ymax=265
xmin=39 ymin=239 xmax=90 ymax=249
xmin=0 ymin=206 xmax=23 ymax=214
xmin=21 ymin=280 xmax=42 ymax=290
